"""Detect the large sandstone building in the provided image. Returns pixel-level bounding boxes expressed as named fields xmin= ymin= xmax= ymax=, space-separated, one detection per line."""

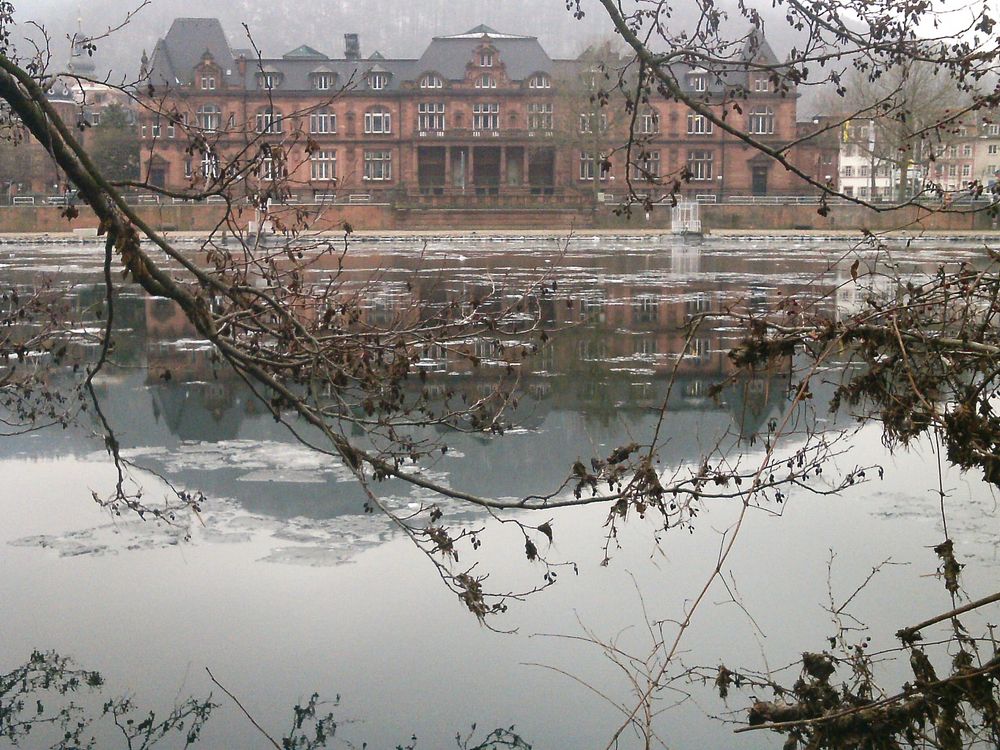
xmin=136 ymin=18 xmax=826 ymax=204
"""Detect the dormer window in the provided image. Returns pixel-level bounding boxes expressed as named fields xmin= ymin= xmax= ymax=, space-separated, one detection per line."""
xmin=258 ymin=72 xmax=281 ymax=90
xmin=480 ymin=51 xmax=494 ymax=67
xmin=476 ymin=73 xmax=496 ymax=89
xmin=752 ymin=75 xmax=770 ymax=92
xmin=313 ymin=73 xmax=334 ymax=91
xmin=420 ymin=74 xmax=443 ymax=89
xmin=690 ymin=74 xmax=706 ymax=92
xmin=369 ymin=72 xmax=388 ymax=90
xmin=528 ymin=73 xmax=550 ymax=89
xmin=200 ymin=75 xmax=216 ymax=90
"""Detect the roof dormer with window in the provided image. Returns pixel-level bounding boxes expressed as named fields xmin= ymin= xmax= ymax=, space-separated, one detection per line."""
xmin=256 ymin=66 xmax=283 ymax=90
xmin=195 ymin=51 xmax=222 ymax=91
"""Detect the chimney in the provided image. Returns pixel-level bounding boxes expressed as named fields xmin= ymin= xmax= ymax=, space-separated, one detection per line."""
xmin=344 ymin=33 xmax=360 ymax=61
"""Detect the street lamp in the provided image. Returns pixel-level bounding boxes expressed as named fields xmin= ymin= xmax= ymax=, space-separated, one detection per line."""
xmin=716 ymin=173 xmax=723 ymax=203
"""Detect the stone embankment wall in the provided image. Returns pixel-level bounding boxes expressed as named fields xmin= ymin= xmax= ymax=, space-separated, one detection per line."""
xmin=0 ymin=201 xmax=994 ymax=234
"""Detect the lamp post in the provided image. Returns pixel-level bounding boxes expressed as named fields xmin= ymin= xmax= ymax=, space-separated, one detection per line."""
xmin=716 ymin=173 xmax=723 ymax=203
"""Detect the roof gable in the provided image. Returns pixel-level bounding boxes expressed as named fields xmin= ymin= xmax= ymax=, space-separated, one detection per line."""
xmin=283 ymin=45 xmax=328 ymax=60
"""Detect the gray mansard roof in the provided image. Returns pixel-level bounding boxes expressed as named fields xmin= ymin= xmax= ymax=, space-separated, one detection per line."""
xmin=146 ymin=18 xmax=779 ymax=94
xmin=148 ymin=18 xmax=238 ymax=88
xmin=415 ymin=26 xmax=553 ymax=81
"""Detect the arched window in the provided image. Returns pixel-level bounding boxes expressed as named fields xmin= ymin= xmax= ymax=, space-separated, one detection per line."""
xmin=364 ymin=106 xmax=391 ymax=134
xmin=420 ymin=73 xmax=443 ymax=89
xmin=255 ymin=108 xmax=283 ymax=134
xmin=197 ymin=104 xmax=221 ymax=132
xmin=528 ymin=73 xmax=550 ymax=89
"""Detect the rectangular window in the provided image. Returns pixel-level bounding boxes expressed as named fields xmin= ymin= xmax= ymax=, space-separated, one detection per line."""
xmin=949 ymin=164 xmax=958 ymax=177
xmin=579 ymin=152 xmax=609 ymax=181
xmin=480 ymin=52 xmax=494 ymax=67
xmin=690 ymin=74 xmax=706 ymax=92
xmin=962 ymin=163 xmax=972 ymax=177
xmin=310 ymin=111 xmax=335 ymax=134
xmin=363 ymin=150 xmax=392 ymax=181
xmin=989 ymin=144 xmax=998 ymax=155
xmin=686 ymin=113 xmax=713 ymax=135
xmin=632 ymin=150 xmax=660 ymax=180
xmin=369 ymin=72 xmax=388 ymax=90
xmin=151 ymin=122 xmax=160 ymax=138
xmin=640 ymin=111 xmax=659 ymax=134
xmin=842 ymin=165 xmax=854 ymax=177
xmin=990 ymin=123 xmax=1000 ymax=135
xmin=473 ymin=102 xmax=499 ymax=130
xmin=259 ymin=73 xmax=278 ymax=90
xmin=475 ymin=74 xmax=496 ymax=89
xmin=310 ymin=150 xmax=337 ymax=181
xmin=527 ymin=102 xmax=553 ymax=131
xmin=167 ymin=123 xmax=176 ymax=138
xmin=687 ymin=150 xmax=713 ymax=180
xmin=418 ymin=102 xmax=446 ymax=131
xmin=364 ymin=109 xmax=391 ymax=134
xmin=578 ymin=112 xmax=608 ymax=133
xmin=256 ymin=110 xmax=282 ymax=133
xmin=313 ymin=74 xmax=333 ymax=90
xmin=859 ymin=165 xmax=869 ymax=177
xmin=420 ymin=74 xmax=443 ymax=88
xmin=748 ymin=107 xmax=774 ymax=135
xmin=528 ymin=74 xmax=550 ymax=88
xmin=962 ymin=144 xmax=973 ymax=157
xmin=752 ymin=76 xmax=770 ymax=92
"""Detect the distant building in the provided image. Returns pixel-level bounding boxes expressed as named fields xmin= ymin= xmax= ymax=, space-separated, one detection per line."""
xmin=137 ymin=18 xmax=815 ymax=204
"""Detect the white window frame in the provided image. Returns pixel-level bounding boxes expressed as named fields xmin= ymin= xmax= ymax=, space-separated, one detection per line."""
xmin=686 ymin=113 xmax=713 ymax=135
xmin=310 ymin=109 xmax=335 ymax=134
xmin=480 ymin=51 xmax=494 ymax=67
xmin=310 ymin=150 xmax=337 ymax=181
xmin=255 ymin=108 xmax=283 ymax=134
xmin=313 ymin=73 xmax=333 ymax=91
xmin=472 ymin=102 xmax=500 ymax=130
xmin=527 ymin=102 xmax=553 ymax=131
xmin=748 ymin=107 xmax=774 ymax=135
xmin=476 ymin=73 xmax=497 ymax=89
xmin=528 ymin=74 xmax=550 ymax=89
xmin=417 ymin=102 xmax=446 ymax=131
xmin=363 ymin=150 xmax=392 ymax=181
xmin=197 ymin=104 xmax=221 ymax=132
xmin=201 ymin=150 xmax=219 ymax=179
xmin=420 ymin=74 xmax=443 ymax=89
xmin=632 ymin=150 xmax=660 ymax=179
xmin=687 ymin=150 xmax=714 ymax=180
xmin=369 ymin=72 xmax=388 ymax=90
xmin=364 ymin=107 xmax=392 ymax=134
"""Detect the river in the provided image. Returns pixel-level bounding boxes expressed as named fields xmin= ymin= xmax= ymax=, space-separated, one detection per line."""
xmin=1 ymin=235 xmax=997 ymax=749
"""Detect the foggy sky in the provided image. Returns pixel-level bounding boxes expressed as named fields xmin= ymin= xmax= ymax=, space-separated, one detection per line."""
xmin=19 ymin=0 xmax=805 ymax=76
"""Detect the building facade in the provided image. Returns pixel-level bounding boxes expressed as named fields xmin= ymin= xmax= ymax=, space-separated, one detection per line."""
xmin=138 ymin=18 xmax=815 ymax=205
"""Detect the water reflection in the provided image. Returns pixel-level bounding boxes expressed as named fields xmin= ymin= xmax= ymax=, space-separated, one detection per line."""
xmin=3 ymin=237 xmax=998 ymax=749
